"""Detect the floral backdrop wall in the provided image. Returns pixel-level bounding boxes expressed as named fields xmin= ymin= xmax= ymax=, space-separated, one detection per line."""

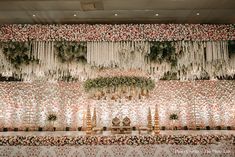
xmin=0 ymin=24 xmax=234 ymax=132
xmin=0 ymin=24 xmax=234 ymax=41
xmin=0 ymin=80 xmax=234 ymax=130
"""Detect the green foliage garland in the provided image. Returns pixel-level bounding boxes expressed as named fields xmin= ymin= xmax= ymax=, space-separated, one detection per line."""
xmin=148 ymin=41 xmax=177 ymax=66
xmin=1 ymin=41 xmax=38 ymax=68
xmin=54 ymin=41 xmax=87 ymax=63
xmin=84 ymin=76 xmax=155 ymax=92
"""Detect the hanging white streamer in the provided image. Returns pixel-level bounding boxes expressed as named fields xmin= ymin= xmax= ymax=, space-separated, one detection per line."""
xmin=0 ymin=41 xmax=234 ymax=81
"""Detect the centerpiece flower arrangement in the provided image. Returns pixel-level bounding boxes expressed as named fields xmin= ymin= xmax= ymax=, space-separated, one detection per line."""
xmin=83 ymin=76 xmax=155 ymax=100
xmin=47 ymin=113 xmax=57 ymax=131
xmin=169 ymin=113 xmax=179 ymax=130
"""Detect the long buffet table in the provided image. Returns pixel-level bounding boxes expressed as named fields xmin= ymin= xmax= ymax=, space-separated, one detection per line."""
xmin=0 ymin=131 xmax=234 ymax=157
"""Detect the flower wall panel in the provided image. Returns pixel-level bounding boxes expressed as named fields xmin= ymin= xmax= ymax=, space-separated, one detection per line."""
xmin=0 ymin=24 xmax=234 ymax=41
xmin=0 ymin=81 xmax=234 ymax=130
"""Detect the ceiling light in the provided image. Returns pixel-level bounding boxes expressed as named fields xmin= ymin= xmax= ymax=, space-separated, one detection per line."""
xmin=196 ymin=12 xmax=200 ymax=16
xmin=114 ymin=13 xmax=118 ymax=16
xmin=155 ymin=13 xmax=159 ymax=16
xmin=73 ymin=14 xmax=77 ymax=17
xmin=32 ymin=14 xmax=36 ymax=17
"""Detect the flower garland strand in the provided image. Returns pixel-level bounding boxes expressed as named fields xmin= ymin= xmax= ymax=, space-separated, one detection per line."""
xmin=0 ymin=134 xmax=233 ymax=146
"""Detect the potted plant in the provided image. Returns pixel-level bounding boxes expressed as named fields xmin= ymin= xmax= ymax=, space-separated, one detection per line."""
xmin=196 ymin=126 xmax=200 ymax=130
xmin=161 ymin=126 xmax=166 ymax=130
xmin=47 ymin=113 xmax=57 ymax=131
xmin=169 ymin=113 xmax=178 ymax=130
xmin=132 ymin=126 xmax=136 ymax=131
xmin=216 ymin=126 xmax=221 ymax=130
xmin=3 ymin=127 xmax=8 ymax=132
xmin=38 ymin=127 xmax=43 ymax=131
xmin=103 ymin=126 xmax=107 ymax=131
xmin=25 ymin=127 xmax=29 ymax=132
xmin=66 ymin=127 xmax=70 ymax=131
xmin=78 ymin=126 xmax=82 ymax=131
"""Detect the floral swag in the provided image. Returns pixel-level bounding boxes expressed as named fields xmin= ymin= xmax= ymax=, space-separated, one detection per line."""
xmin=84 ymin=76 xmax=155 ymax=100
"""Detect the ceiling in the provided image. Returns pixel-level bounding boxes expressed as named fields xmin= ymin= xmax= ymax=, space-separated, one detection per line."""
xmin=0 ymin=0 xmax=234 ymax=24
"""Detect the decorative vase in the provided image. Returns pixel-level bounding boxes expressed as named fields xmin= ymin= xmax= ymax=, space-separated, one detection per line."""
xmin=49 ymin=121 xmax=55 ymax=131
xmin=171 ymin=120 xmax=176 ymax=130
xmin=38 ymin=127 xmax=43 ymax=131
xmin=3 ymin=128 xmax=8 ymax=132
xmin=78 ymin=127 xmax=82 ymax=131
xmin=142 ymin=89 xmax=147 ymax=96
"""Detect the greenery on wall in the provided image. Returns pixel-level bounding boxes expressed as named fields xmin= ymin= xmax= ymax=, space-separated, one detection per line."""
xmin=1 ymin=41 xmax=38 ymax=68
xmin=54 ymin=41 xmax=87 ymax=63
xmin=148 ymin=41 xmax=177 ymax=67
xmin=84 ymin=76 xmax=155 ymax=92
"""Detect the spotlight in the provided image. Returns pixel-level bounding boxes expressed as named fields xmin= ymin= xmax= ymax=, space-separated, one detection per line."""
xmin=196 ymin=12 xmax=200 ymax=16
xmin=155 ymin=13 xmax=159 ymax=16
xmin=114 ymin=13 xmax=118 ymax=16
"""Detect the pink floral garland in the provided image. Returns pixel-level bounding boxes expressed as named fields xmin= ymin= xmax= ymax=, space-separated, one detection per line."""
xmin=0 ymin=24 xmax=234 ymax=42
xmin=0 ymin=134 xmax=234 ymax=146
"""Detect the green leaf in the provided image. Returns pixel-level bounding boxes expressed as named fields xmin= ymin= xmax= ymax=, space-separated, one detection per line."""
xmin=54 ymin=41 xmax=87 ymax=63
xmin=1 ymin=41 xmax=37 ymax=68
xmin=148 ymin=41 xmax=176 ymax=65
